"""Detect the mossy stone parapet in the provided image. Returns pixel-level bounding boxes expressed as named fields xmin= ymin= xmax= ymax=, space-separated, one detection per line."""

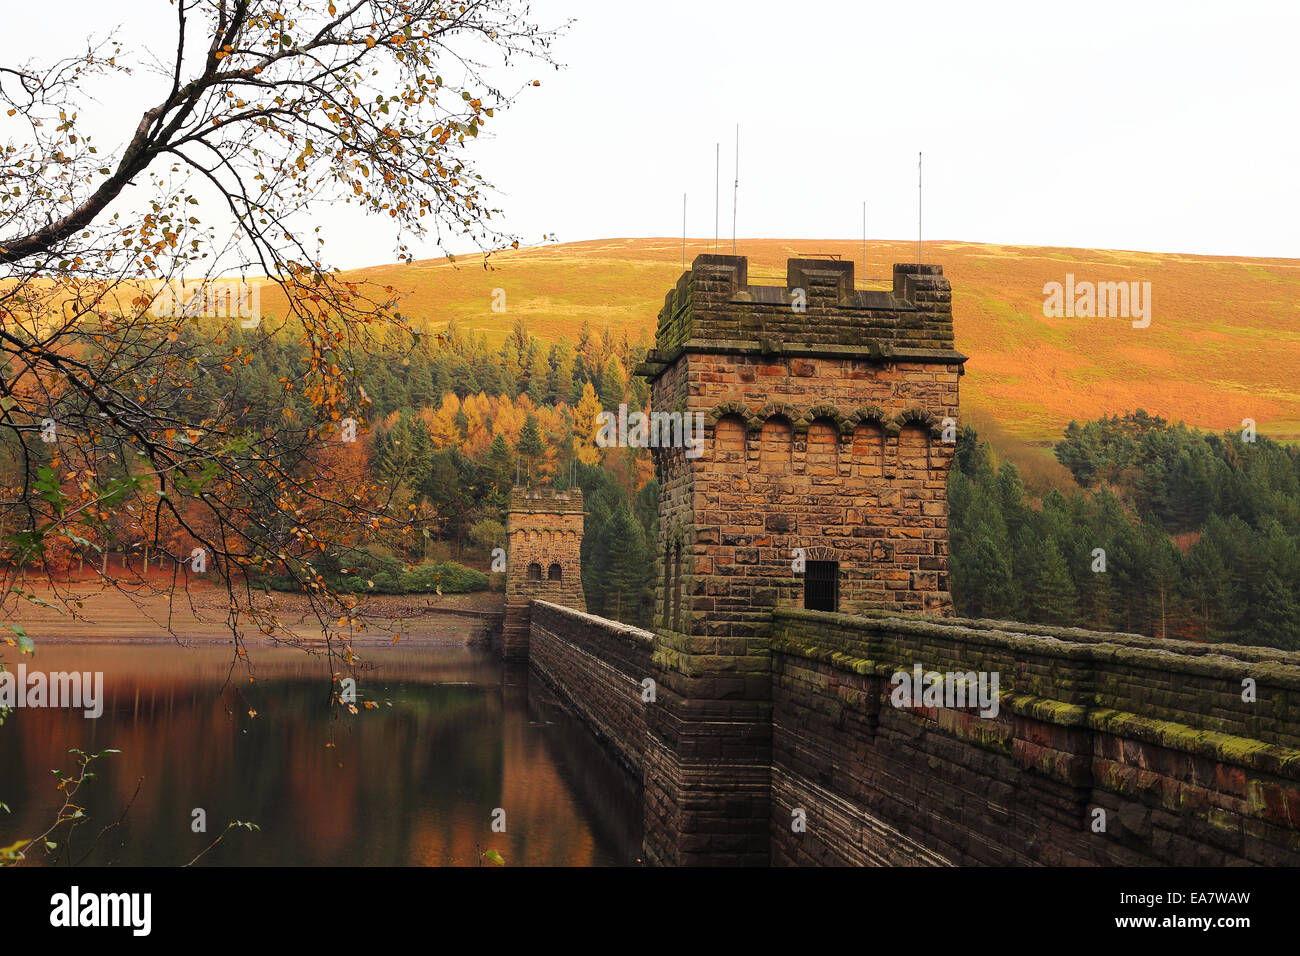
xmin=525 ymin=600 xmax=1300 ymax=864
xmin=529 ymin=600 xmax=653 ymax=777
xmin=769 ymin=608 xmax=1300 ymax=865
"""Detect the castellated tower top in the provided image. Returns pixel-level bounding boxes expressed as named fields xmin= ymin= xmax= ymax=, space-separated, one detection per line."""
xmin=638 ymin=255 xmax=966 ymax=382
xmin=509 ymin=486 xmax=585 ymax=514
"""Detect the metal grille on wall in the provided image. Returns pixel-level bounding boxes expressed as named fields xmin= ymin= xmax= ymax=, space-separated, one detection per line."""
xmin=804 ymin=560 xmax=839 ymax=612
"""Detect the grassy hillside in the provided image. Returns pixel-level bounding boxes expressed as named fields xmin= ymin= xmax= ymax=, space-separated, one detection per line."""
xmin=267 ymin=237 xmax=1300 ymax=456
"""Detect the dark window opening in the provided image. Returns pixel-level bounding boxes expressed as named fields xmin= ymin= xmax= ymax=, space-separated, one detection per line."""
xmin=804 ymin=560 xmax=839 ymax=612
xmin=526 ymin=562 xmax=542 ymax=581
xmin=547 ymin=562 xmax=563 ymax=581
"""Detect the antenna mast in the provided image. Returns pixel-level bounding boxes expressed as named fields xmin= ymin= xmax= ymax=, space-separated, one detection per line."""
xmin=917 ymin=151 xmax=923 ymax=265
xmin=731 ymin=124 xmax=739 ymax=255
xmin=862 ymin=200 xmax=867 ymax=284
xmin=714 ymin=142 xmax=720 ymax=252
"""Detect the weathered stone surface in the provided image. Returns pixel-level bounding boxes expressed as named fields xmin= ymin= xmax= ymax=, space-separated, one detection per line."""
xmin=768 ymin=609 xmax=1300 ymax=866
xmin=502 ymin=487 xmax=586 ymax=661
xmin=529 ymin=601 xmax=652 ymax=775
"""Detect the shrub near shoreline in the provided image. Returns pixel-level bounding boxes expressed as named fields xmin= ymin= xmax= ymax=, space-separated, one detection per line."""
xmin=259 ymin=552 xmax=489 ymax=596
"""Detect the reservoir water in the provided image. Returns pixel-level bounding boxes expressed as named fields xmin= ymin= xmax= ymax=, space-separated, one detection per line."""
xmin=0 ymin=640 xmax=643 ymax=866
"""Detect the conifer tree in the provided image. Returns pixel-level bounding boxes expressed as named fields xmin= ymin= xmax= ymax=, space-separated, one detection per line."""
xmin=598 ymin=356 xmax=626 ymax=411
xmin=516 ymin=413 xmax=545 ymax=486
xmin=1029 ymin=538 xmax=1079 ymax=627
xmin=599 ymin=502 xmax=649 ymax=622
xmin=486 ymin=434 xmax=515 ymax=507
xmin=527 ymin=349 xmax=550 ymax=405
xmin=548 ymin=339 xmax=577 ymax=405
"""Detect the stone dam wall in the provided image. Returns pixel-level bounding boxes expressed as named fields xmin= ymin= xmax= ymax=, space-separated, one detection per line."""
xmin=527 ymin=600 xmax=653 ymax=777
xmin=527 ymin=602 xmax=1300 ymax=866
xmin=769 ymin=609 xmax=1300 ymax=866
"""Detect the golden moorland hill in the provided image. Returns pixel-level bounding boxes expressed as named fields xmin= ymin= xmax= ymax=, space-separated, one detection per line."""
xmin=262 ymin=237 xmax=1300 ymax=452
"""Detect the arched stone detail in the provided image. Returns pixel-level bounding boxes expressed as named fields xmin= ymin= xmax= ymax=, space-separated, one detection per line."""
xmin=753 ymin=402 xmax=806 ymax=433
xmin=503 ymin=486 xmax=587 ymax=658
xmin=851 ymin=418 xmax=886 ymax=478
xmin=804 ymin=403 xmax=849 ymax=436
xmin=894 ymin=407 xmax=943 ymax=438
xmin=659 ymin=518 xmax=687 ymax=632
xmin=633 ymin=255 xmax=969 ymax=865
xmin=706 ymin=401 xmax=755 ymax=432
xmin=846 ymin=405 xmax=889 ymax=432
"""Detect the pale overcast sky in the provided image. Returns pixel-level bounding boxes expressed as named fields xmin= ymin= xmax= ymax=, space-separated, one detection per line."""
xmin=3 ymin=0 xmax=1298 ymax=267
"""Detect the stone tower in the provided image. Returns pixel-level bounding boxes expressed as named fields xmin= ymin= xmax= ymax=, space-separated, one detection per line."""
xmin=501 ymin=486 xmax=586 ymax=661
xmin=636 ymin=254 xmax=966 ymax=865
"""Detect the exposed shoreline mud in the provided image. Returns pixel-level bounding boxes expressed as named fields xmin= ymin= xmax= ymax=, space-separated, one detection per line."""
xmin=4 ymin=582 xmax=504 ymax=647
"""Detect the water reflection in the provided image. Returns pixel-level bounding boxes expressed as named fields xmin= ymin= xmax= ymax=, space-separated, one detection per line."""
xmin=0 ymin=642 xmax=643 ymax=866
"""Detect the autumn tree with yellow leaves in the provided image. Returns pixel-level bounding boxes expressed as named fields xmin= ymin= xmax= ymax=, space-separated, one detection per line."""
xmin=0 ymin=0 xmax=562 ymax=671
